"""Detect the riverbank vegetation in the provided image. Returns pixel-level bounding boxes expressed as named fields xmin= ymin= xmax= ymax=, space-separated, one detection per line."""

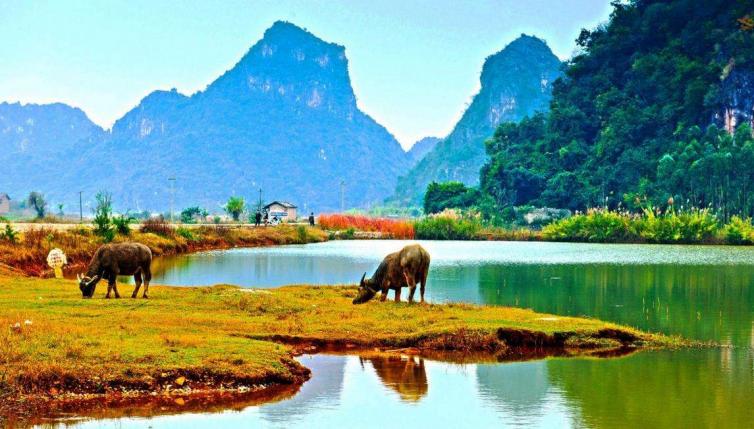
xmin=317 ymin=207 xmax=754 ymax=245
xmin=0 ymin=222 xmax=326 ymax=277
xmin=0 ymin=273 xmax=682 ymax=421
xmin=318 ymin=214 xmax=415 ymax=239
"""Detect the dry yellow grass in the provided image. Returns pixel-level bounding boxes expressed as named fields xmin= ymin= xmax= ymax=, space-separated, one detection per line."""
xmin=0 ymin=224 xmax=327 ymax=276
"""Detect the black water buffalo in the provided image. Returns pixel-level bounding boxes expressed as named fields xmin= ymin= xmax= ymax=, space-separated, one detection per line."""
xmin=78 ymin=242 xmax=152 ymax=299
xmin=353 ymin=244 xmax=430 ymax=304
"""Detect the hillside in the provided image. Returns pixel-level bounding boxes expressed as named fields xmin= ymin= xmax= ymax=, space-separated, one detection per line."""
xmin=479 ymin=0 xmax=754 ymax=215
xmin=407 ymin=136 xmax=440 ymax=166
xmin=1 ymin=102 xmax=105 ymax=204
xmin=3 ymin=22 xmax=409 ymax=213
xmin=390 ymin=35 xmax=563 ymax=205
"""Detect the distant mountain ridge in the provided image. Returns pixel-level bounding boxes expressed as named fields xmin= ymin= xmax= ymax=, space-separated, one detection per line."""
xmin=1 ymin=102 xmax=105 ymax=203
xmin=2 ymin=21 xmax=409 ymax=212
xmin=390 ymin=35 xmax=562 ymax=205
xmin=407 ymin=137 xmax=441 ymax=165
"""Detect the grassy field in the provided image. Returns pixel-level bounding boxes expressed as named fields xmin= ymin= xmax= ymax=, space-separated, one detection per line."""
xmin=0 ymin=273 xmax=684 ymax=421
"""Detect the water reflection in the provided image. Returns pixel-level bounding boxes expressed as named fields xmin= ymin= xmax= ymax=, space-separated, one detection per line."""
xmin=85 ymin=240 xmax=754 ymax=428
xmin=51 ymin=349 xmax=754 ymax=429
xmin=359 ymin=355 xmax=428 ymax=402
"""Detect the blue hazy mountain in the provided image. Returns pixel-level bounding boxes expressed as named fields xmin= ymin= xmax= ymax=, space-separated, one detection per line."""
xmin=1 ymin=102 xmax=105 ymax=205
xmin=407 ymin=136 xmax=441 ymax=166
xmin=4 ymin=21 xmax=409 ymax=213
xmin=390 ymin=35 xmax=563 ymax=205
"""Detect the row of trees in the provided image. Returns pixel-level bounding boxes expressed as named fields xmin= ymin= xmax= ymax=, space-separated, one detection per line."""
xmin=10 ymin=191 xmax=255 ymax=224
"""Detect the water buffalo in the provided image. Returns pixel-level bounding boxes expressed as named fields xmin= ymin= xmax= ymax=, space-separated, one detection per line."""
xmin=353 ymin=244 xmax=430 ymax=304
xmin=77 ymin=242 xmax=152 ymax=299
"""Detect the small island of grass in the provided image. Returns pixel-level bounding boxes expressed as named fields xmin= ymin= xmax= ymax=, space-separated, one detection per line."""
xmin=0 ymin=273 xmax=686 ymax=423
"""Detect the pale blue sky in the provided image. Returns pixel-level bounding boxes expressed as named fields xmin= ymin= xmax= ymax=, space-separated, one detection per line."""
xmin=0 ymin=0 xmax=612 ymax=148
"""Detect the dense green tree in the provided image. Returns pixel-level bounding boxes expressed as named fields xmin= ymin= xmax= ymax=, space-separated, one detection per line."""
xmin=27 ymin=192 xmax=46 ymax=218
xmin=180 ymin=206 xmax=206 ymax=224
xmin=423 ymin=182 xmax=481 ymax=214
xmin=225 ymin=197 xmax=245 ymax=221
xmin=479 ymin=0 xmax=754 ymax=215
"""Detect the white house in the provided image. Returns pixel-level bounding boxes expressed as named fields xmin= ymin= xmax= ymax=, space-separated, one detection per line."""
xmin=264 ymin=201 xmax=297 ymax=221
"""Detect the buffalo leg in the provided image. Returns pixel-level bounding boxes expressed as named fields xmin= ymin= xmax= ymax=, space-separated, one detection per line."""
xmin=420 ymin=270 xmax=428 ymax=303
xmin=394 ymin=288 xmax=401 ymax=302
xmin=132 ymin=271 xmax=142 ymax=298
xmin=143 ymin=267 xmax=152 ymax=299
xmin=380 ymin=284 xmax=389 ymax=302
xmin=405 ymin=272 xmax=417 ymax=303
xmin=106 ymin=276 xmax=119 ymax=298
xmin=111 ymin=272 xmax=121 ymax=299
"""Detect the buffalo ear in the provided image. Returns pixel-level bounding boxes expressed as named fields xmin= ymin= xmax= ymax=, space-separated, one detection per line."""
xmin=360 ymin=272 xmax=366 ymax=286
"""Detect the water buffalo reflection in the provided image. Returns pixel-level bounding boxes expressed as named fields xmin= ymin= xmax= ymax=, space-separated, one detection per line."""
xmin=360 ymin=355 xmax=428 ymax=402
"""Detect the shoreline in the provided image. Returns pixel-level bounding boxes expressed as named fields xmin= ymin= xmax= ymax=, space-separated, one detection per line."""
xmin=0 ymin=274 xmax=689 ymax=425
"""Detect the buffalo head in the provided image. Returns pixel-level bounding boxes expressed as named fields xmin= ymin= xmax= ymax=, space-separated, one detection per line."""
xmin=78 ymin=273 xmax=101 ymax=299
xmin=353 ymin=272 xmax=378 ymax=304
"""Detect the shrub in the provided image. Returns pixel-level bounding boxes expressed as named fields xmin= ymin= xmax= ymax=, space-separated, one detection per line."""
xmin=296 ymin=225 xmax=308 ymax=243
xmin=414 ymin=216 xmax=481 ymax=240
xmin=0 ymin=224 xmax=18 ymax=244
xmin=92 ymin=191 xmax=114 ymax=242
xmin=112 ymin=215 xmax=134 ymax=236
xmin=542 ymin=207 xmax=721 ymax=244
xmin=141 ymin=218 xmax=175 ymax=237
xmin=317 ymin=214 xmax=414 ymax=239
xmin=723 ymin=216 xmax=754 ymax=244
xmin=176 ymin=227 xmax=196 ymax=241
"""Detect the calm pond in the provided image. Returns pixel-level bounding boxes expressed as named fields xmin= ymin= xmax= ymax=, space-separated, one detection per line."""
xmin=78 ymin=241 xmax=754 ymax=428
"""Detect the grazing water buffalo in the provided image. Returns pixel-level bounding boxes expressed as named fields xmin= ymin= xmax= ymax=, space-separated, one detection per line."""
xmin=353 ymin=244 xmax=430 ymax=304
xmin=78 ymin=243 xmax=152 ymax=299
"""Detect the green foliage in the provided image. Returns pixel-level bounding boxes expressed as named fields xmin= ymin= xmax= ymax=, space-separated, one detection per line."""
xmin=0 ymin=224 xmax=18 ymax=244
xmin=92 ymin=191 xmax=114 ymax=242
xmin=296 ymin=225 xmax=309 ymax=243
xmin=176 ymin=227 xmax=196 ymax=241
xmin=479 ymin=0 xmax=754 ymax=215
xmin=180 ymin=206 xmax=206 ymax=224
xmin=112 ymin=215 xmax=134 ymax=236
xmin=26 ymin=192 xmax=46 ymax=219
xmin=224 ymin=197 xmax=245 ymax=222
xmin=414 ymin=216 xmax=482 ymax=240
xmin=723 ymin=216 xmax=754 ymax=244
xmin=423 ymin=181 xmax=481 ymax=214
xmin=542 ymin=207 xmax=721 ymax=244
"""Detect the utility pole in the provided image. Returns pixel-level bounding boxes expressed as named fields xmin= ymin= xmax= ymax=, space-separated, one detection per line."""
xmin=78 ymin=191 xmax=83 ymax=223
xmin=258 ymin=188 xmax=263 ymax=212
xmin=340 ymin=180 xmax=345 ymax=212
xmin=168 ymin=177 xmax=176 ymax=223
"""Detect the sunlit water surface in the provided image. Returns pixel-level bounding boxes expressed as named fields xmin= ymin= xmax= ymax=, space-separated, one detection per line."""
xmin=72 ymin=241 xmax=754 ymax=428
